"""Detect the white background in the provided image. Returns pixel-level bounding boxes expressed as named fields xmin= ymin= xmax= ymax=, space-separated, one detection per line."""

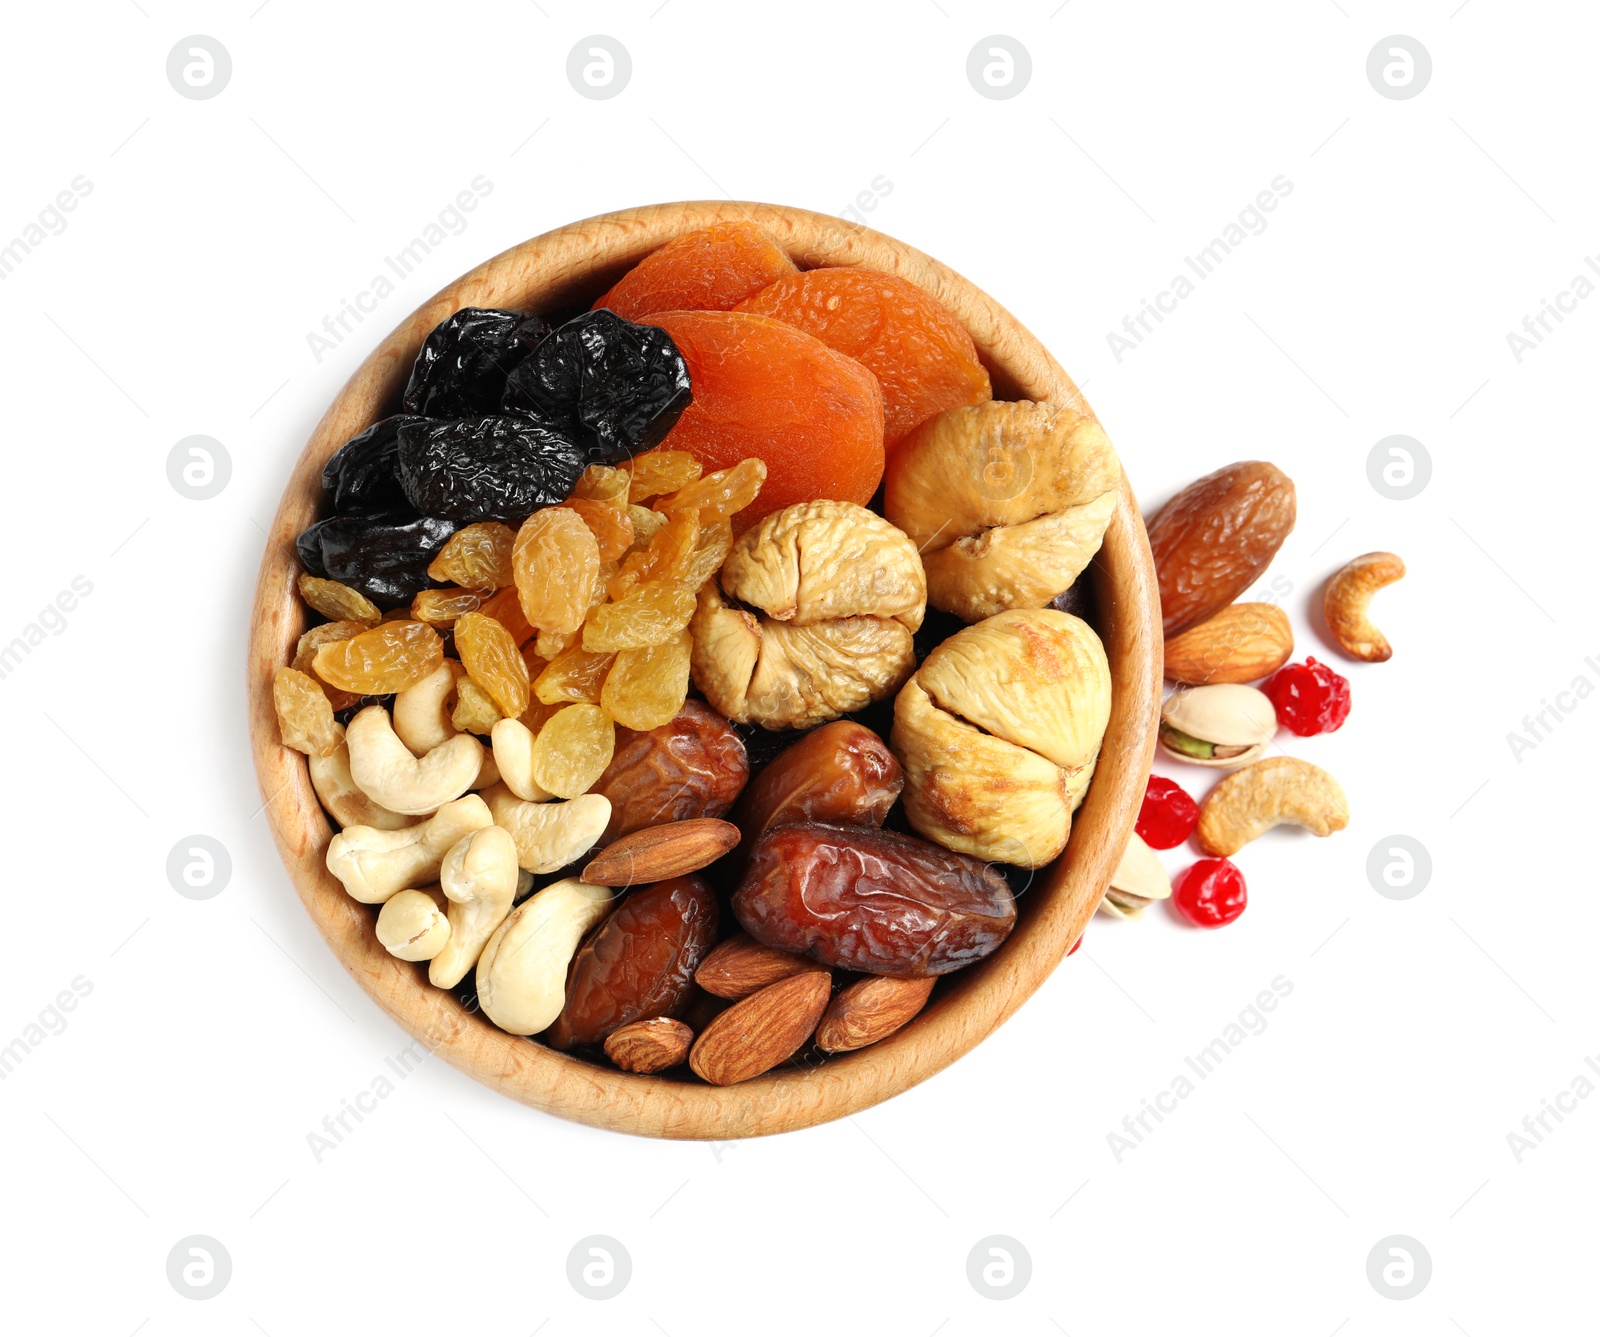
xmin=1 ymin=2 xmax=1594 ymax=1333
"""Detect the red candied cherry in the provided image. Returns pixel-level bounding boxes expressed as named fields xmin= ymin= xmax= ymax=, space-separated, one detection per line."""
xmin=1067 ymin=931 xmax=1084 ymax=956
xmin=1172 ymin=858 xmax=1247 ymax=928
xmin=1262 ymin=656 xmax=1351 ymax=736
xmin=1135 ymin=775 xmax=1200 ymax=849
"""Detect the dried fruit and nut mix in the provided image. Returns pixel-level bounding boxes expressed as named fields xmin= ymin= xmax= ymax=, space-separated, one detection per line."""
xmin=273 ymin=220 xmax=1131 ymax=1088
xmin=1113 ymin=457 xmax=1404 ymax=931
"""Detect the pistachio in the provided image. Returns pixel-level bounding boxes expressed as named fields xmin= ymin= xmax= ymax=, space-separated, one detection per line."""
xmin=1159 ymin=684 xmax=1277 ymax=769
xmin=1100 ymin=830 xmax=1171 ymax=919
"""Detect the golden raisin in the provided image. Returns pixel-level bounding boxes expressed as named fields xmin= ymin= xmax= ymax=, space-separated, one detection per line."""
xmin=531 ymin=703 xmax=616 ymax=798
xmin=452 ymin=677 xmax=502 ymax=734
xmin=273 ymin=666 xmax=341 ymax=757
xmin=291 ymin=620 xmax=367 ymax=709
xmin=656 ymin=457 xmax=767 ymax=525
xmin=601 ymin=630 xmax=692 ymax=731
xmin=520 ymin=699 xmax=565 ymax=734
xmin=571 ymin=464 xmax=632 ymax=504
xmin=453 ymin=611 xmax=531 ymax=718
xmin=427 ymin=522 xmax=516 ymax=589
xmin=627 ymin=505 xmax=669 ymax=552
xmin=627 ymin=449 xmax=703 ymax=502
xmin=297 ymin=575 xmax=380 ymax=625
xmin=478 ymin=585 xmax=536 ymax=647
xmin=313 ymin=620 xmax=443 ymax=694
xmin=564 ymin=496 xmax=635 ymax=563
xmin=535 ymin=643 xmax=617 ymax=705
xmin=513 ymin=507 xmax=600 ymax=644
xmin=609 ymin=511 xmax=698 ymax=601
xmin=681 ymin=519 xmax=734 ymax=589
xmin=584 ymin=581 xmax=697 ymax=653
xmin=411 ymin=587 xmax=490 ymax=627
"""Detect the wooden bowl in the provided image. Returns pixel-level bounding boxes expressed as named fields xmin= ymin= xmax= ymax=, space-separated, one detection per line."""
xmin=247 ymin=201 xmax=1161 ymax=1139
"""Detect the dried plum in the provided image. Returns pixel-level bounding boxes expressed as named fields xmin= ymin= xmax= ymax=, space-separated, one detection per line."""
xmin=502 ymin=310 xmax=692 ymax=462
xmin=402 ymin=307 xmax=550 ymax=418
xmin=395 ymin=416 xmax=585 ymax=523
xmin=321 ymin=416 xmax=423 ymax=515
xmin=296 ymin=509 xmax=456 ymax=607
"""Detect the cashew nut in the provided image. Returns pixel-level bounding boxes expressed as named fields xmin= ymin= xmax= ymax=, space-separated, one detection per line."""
xmin=376 ymin=888 xmax=451 ymax=961
xmin=490 ymin=718 xmax=554 ymax=803
xmin=428 ymin=825 xmax=520 ymax=988
xmin=482 ymin=783 xmax=611 ymax=873
xmin=393 ymin=661 xmax=462 ymax=755
xmin=473 ymin=739 xmax=500 ymax=791
xmin=475 ymin=878 xmax=614 ymax=1035
xmin=308 ymin=724 xmax=412 ymax=831
xmin=1197 ymin=757 xmax=1349 ymax=856
xmin=346 ymin=704 xmax=482 ymax=815
xmin=1323 ymin=551 xmax=1404 ymax=662
xmin=325 ymin=794 xmax=492 ymax=903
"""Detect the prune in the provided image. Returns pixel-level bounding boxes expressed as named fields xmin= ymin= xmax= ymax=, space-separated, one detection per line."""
xmin=321 ymin=415 xmax=424 ymax=515
xmin=733 ymin=823 xmax=1016 ymax=977
xmin=641 ymin=311 xmax=884 ymax=529
xmin=296 ymin=510 xmax=456 ymax=607
xmin=736 ymin=268 xmax=991 ymax=447
xmin=396 ymin=416 xmax=586 ymax=524
xmin=733 ymin=721 xmax=903 ymax=848
xmin=590 ymin=700 xmax=748 ymax=844
xmin=545 ymin=875 xmax=719 ymax=1050
xmin=402 ymin=307 xmax=549 ymax=418
xmin=502 ymin=310 xmax=692 ymax=461
xmin=594 ymin=222 xmax=798 ymax=320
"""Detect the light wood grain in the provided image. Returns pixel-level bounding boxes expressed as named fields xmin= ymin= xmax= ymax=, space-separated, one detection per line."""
xmin=247 ymin=201 xmax=1162 ymax=1139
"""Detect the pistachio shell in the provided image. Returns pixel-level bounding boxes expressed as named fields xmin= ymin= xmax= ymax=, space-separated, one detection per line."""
xmin=1100 ymin=830 xmax=1171 ymax=918
xmin=1158 ymin=736 xmax=1269 ymax=770
xmin=1162 ymin=684 xmax=1277 ymax=746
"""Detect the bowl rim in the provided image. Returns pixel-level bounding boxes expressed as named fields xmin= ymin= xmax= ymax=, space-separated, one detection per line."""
xmin=246 ymin=200 xmax=1161 ymax=1139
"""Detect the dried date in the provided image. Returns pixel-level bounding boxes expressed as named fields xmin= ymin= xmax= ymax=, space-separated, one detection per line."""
xmin=545 ymin=875 xmax=719 ymax=1050
xmin=734 ymin=721 xmax=903 ymax=848
xmin=733 ymin=823 xmax=1016 ymax=977
xmin=296 ymin=509 xmax=456 ymax=607
xmin=396 ymin=416 xmax=586 ymax=523
xmin=402 ymin=307 xmax=549 ymax=418
xmin=502 ymin=310 xmax=692 ymax=461
xmin=590 ymin=700 xmax=748 ymax=844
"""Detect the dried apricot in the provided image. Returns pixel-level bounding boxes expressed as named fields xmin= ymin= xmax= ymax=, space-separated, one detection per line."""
xmin=478 ymin=585 xmax=536 ymax=647
xmin=736 ymin=268 xmax=991 ymax=448
xmin=584 ymin=580 xmax=697 ymax=653
xmin=312 ymin=620 xmax=443 ymax=694
xmin=453 ymin=611 xmax=531 ymax=718
xmin=426 ymin=522 xmax=515 ymax=589
xmin=297 ymin=575 xmax=380 ymax=625
xmin=452 ymin=677 xmax=502 ymax=733
xmin=535 ymin=644 xmax=616 ymax=705
xmin=563 ymin=496 xmax=634 ymax=562
xmin=512 ymin=507 xmax=600 ymax=643
xmin=594 ymin=222 xmax=798 ymax=321
xmin=571 ymin=464 xmax=632 ymax=505
xmin=640 ymin=311 xmax=884 ymax=528
xmin=531 ymin=703 xmax=616 ymax=798
xmin=273 ymin=666 xmax=341 ymax=757
xmin=411 ymin=587 xmax=489 ymax=627
xmin=601 ymin=630 xmax=693 ymax=731
xmin=626 ymin=449 xmax=702 ymax=502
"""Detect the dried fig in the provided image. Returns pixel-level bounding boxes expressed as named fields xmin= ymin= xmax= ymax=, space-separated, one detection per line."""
xmin=1147 ymin=462 xmax=1296 ymax=636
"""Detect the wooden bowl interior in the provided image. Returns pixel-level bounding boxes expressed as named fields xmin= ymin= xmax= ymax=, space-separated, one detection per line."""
xmin=247 ymin=201 xmax=1161 ymax=1139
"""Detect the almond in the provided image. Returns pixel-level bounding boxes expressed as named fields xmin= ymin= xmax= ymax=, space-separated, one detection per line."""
xmin=603 ymin=1017 xmax=694 ymax=1074
xmin=814 ymin=975 xmax=935 ymax=1053
xmin=688 ymin=970 xmax=832 ymax=1086
xmin=580 ymin=817 xmax=740 ymax=887
xmin=1163 ymin=602 xmax=1293 ymax=685
xmin=694 ymin=932 xmax=819 ymax=1000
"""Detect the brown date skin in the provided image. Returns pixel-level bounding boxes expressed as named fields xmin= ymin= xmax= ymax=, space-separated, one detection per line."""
xmin=545 ymin=875 xmax=719 ymax=1050
xmin=732 ymin=823 xmax=1016 ymax=978
xmin=733 ymin=720 xmax=903 ymax=851
xmin=1146 ymin=460 xmax=1296 ymax=636
xmin=590 ymin=700 xmax=749 ymax=844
